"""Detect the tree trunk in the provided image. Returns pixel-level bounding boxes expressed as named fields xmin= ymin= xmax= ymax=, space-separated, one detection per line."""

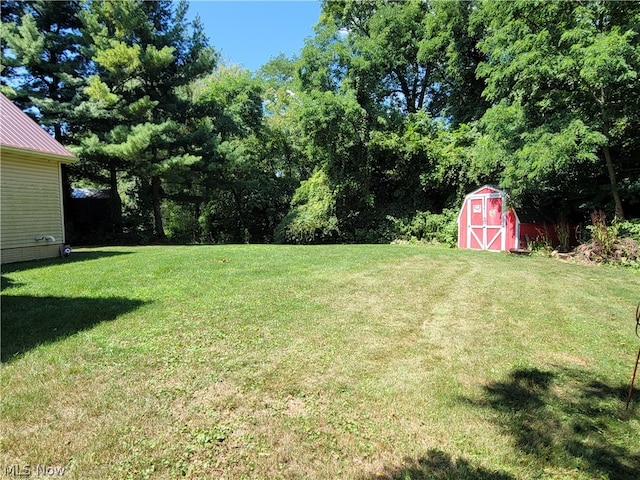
xmin=602 ymin=145 xmax=624 ymax=219
xmin=109 ymin=159 xmax=123 ymax=235
xmin=151 ymin=175 xmax=166 ymax=239
xmin=194 ymin=201 xmax=202 ymax=242
xmin=229 ymin=186 xmax=249 ymax=242
xmin=393 ymin=68 xmax=416 ymax=114
xmin=220 ymin=173 xmax=248 ymax=242
xmin=600 ymin=93 xmax=625 ymax=220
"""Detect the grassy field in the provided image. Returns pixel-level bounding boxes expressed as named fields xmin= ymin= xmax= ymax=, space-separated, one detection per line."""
xmin=1 ymin=244 xmax=639 ymax=479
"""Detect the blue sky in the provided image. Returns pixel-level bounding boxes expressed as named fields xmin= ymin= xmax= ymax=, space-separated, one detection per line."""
xmin=185 ymin=1 xmax=323 ymax=72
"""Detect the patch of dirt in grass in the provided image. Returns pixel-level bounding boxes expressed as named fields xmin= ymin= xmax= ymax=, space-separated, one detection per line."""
xmin=536 ymin=352 xmax=589 ymax=368
xmin=170 ymin=379 xmax=241 ymax=425
xmin=284 ymin=395 xmax=305 ymax=417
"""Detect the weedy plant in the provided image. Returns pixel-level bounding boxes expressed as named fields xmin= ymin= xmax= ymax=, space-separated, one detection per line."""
xmin=577 ymin=211 xmax=638 ymax=266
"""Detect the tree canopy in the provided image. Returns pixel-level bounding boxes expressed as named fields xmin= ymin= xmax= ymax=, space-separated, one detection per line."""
xmin=1 ymin=0 xmax=638 ymax=245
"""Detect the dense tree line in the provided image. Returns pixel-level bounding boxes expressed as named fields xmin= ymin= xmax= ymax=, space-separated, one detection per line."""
xmin=2 ymin=0 xmax=638 ymax=244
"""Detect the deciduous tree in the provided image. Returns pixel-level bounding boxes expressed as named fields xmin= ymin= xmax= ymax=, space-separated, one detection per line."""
xmin=477 ymin=0 xmax=640 ymax=218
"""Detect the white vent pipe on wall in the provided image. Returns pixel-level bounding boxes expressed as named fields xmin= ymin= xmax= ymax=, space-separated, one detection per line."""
xmin=35 ymin=235 xmax=56 ymax=242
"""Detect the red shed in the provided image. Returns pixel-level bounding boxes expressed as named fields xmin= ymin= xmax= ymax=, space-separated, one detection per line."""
xmin=457 ymin=186 xmax=518 ymax=251
xmin=457 ymin=185 xmax=578 ymax=252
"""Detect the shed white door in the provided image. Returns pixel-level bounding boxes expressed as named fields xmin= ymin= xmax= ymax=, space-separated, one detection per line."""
xmin=467 ymin=194 xmax=505 ymax=251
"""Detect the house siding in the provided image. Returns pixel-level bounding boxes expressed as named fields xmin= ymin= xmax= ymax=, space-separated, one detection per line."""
xmin=1 ymin=151 xmax=66 ymax=264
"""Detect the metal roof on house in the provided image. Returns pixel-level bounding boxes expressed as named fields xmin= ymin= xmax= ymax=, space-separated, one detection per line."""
xmin=0 ymin=93 xmax=76 ymax=160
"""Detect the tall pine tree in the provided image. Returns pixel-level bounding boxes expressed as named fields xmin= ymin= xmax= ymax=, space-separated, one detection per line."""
xmin=78 ymin=0 xmax=217 ymax=238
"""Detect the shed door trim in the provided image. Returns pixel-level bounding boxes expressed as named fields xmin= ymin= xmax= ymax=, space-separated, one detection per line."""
xmin=466 ymin=193 xmax=506 ymax=251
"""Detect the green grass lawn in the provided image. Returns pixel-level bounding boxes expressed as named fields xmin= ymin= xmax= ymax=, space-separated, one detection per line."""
xmin=1 ymin=245 xmax=639 ymax=479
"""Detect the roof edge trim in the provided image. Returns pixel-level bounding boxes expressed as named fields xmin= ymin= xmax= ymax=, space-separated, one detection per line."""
xmin=1 ymin=145 xmax=77 ymax=164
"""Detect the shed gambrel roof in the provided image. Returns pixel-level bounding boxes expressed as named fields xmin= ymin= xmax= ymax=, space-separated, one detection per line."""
xmin=0 ymin=93 xmax=76 ymax=161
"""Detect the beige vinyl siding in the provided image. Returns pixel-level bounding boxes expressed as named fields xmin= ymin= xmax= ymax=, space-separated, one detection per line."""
xmin=1 ymin=244 xmax=61 ymax=264
xmin=1 ymin=151 xmax=65 ymax=264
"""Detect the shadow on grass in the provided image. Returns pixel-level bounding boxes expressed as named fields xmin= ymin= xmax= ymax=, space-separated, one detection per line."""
xmin=468 ymin=367 xmax=640 ymax=480
xmin=361 ymin=449 xmax=515 ymax=479
xmin=1 ymin=294 xmax=148 ymax=362
xmin=1 ymin=275 xmax=24 ymax=290
xmin=1 ymin=249 xmax=134 ymax=276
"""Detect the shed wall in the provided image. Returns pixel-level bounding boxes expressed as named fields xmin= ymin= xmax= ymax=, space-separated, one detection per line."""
xmin=1 ymin=151 xmax=65 ymax=263
xmin=505 ymin=209 xmax=519 ymax=251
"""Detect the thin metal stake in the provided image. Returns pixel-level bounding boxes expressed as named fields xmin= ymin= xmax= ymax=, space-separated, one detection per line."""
xmin=625 ymin=301 xmax=640 ymax=411
xmin=627 ymin=346 xmax=640 ymax=410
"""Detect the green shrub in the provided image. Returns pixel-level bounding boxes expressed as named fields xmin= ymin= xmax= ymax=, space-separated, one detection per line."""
xmin=585 ymin=210 xmax=618 ymax=254
xmin=617 ymin=218 xmax=640 ymax=243
xmin=163 ymin=201 xmax=200 ymax=244
xmin=387 ymin=209 xmax=458 ymax=247
xmin=275 ymin=168 xmax=340 ymax=244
